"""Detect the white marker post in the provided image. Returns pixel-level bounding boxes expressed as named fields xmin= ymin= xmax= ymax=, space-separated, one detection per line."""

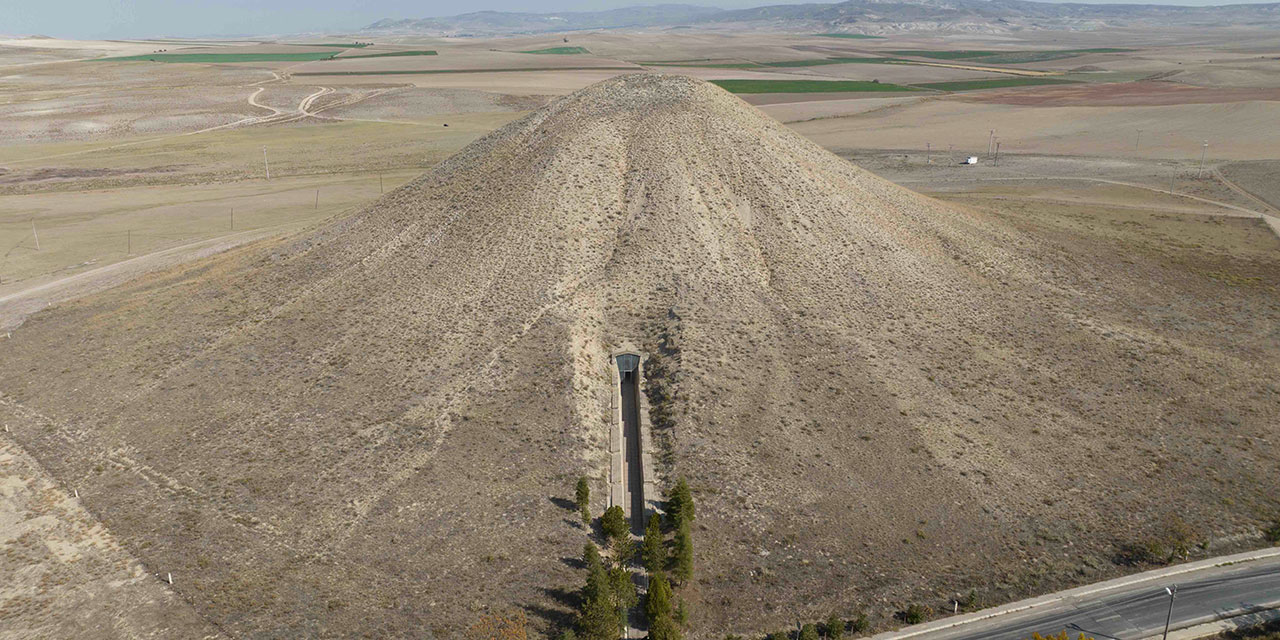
xmin=263 ymin=146 xmax=270 ymax=181
xmin=31 ymin=220 xmax=40 ymax=251
xmin=167 ymin=572 xmax=173 ymax=585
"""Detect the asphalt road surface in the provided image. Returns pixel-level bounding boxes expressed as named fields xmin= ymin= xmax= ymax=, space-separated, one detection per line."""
xmin=924 ymin=557 xmax=1280 ymax=640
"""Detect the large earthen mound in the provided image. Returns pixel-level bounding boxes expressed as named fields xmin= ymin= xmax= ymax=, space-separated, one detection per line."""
xmin=1 ymin=74 xmax=1277 ymax=637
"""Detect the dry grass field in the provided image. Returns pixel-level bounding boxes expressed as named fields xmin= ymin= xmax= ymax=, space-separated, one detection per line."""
xmin=0 ymin=26 xmax=1278 ymax=640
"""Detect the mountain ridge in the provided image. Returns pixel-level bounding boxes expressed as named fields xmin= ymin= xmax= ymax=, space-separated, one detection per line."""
xmin=361 ymin=0 xmax=1280 ymax=35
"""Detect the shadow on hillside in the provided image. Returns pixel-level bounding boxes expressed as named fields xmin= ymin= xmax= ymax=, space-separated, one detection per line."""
xmin=525 ymin=586 xmax=579 ymax=629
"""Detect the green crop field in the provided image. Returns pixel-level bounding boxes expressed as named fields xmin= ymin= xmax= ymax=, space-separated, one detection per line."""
xmin=650 ymin=56 xmax=904 ymax=69
xmin=888 ymin=50 xmax=1001 ymax=60
xmin=339 ymin=50 xmax=437 ymax=59
xmin=518 ymin=46 xmax=591 ymax=55
xmin=102 ymin=51 xmax=340 ymax=63
xmin=912 ymin=77 xmax=1079 ymax=91
xmin=814 ymin=33 xmax=884 ymax=39
xmin=710 ymin=79 xmax=918 ymax=94
xmin=978 ymin=48 xmax=1134 ymax=63
xmin=761 ymin=57 xmax=905 ymax=67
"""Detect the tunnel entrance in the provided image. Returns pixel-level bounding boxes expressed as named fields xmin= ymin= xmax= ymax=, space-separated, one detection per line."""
xmin=616 ymin=353 xmax=646 ymax=534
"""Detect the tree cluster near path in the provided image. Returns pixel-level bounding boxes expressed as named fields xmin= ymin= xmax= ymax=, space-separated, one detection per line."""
xmin=643 ymin=478 xmax=698 ymax=640
xmin=569 ymin=493 xmax=637 ymax=640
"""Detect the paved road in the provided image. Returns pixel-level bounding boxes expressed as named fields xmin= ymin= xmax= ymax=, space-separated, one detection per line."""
xmin=893 ymin=556 xmax=1280 ymax=640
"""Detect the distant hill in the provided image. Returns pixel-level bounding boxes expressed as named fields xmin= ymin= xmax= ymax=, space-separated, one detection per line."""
xmin=363 ymin=4 xmax=725 ymax=35
xmin=362 ymin=0 xmax=1280 ymax=35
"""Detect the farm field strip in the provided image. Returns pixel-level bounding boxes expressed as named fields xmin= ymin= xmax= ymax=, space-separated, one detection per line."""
xmin=711 ymin=79 xmax=921 ymax=93
xmin=913 ymin=77 xmax=1079 ymax=91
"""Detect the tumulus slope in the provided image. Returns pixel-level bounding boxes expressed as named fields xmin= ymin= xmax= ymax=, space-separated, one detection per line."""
xmin=1 ymin=74 xmax=1277 ymax=637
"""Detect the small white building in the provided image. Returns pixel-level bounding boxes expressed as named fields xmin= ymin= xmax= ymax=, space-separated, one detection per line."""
xmin=965 ymin=156 xmax=979 ymax=165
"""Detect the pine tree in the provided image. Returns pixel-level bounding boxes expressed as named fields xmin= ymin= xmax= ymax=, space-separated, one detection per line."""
xmin=608 ymin=566 xmax=636 ymax=623
xmin=648 ymin=612 xmax=683 ymax=640
xmin=824 ymin=614 xmax=844 ymax=640
xmin=602 ymin=505 xmax=629 ymax=541
xmin=641 ymin=513 xmax=666 ymax=572
xmin=799 ymin=623 xmax=819 ymax=640
xmin=578 ymin=544 xmax=618 ymax=640
xmin=575 ymin=477 xmax=591 ymax=525
xmin=645 ymin=572 xmax=673 ymax=622
xmin=582 ymin=543 xmax=601 ymax=568
xmin=665 ymin=477 xmax=694 ymax=530
xmin=611 ymin=534 xmax=635 ymax=564
xmin=674 ymin=598 xmax=689 ymax=626
xmin=672 ymin=519 xmax=693 ymax=584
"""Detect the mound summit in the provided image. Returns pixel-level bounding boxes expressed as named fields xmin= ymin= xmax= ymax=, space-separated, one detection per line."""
xmin=2 ymin=74 xmax=1276 ymax=637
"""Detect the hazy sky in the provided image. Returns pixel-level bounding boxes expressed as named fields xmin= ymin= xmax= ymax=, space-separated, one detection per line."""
xmin=6 ymin=0 xmax=1273 ymax=39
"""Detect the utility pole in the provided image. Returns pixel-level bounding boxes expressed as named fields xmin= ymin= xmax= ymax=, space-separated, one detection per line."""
xmin=1136 ymin=129 xmax=1142 ymax=151
xmin=230 ymin=207 xmax=234 ymax=231
xmin=263 ymin=146 xmax=270 ymax=181
xmin=315 ymin=189 xmax=319 ymax=210
xmin=380 ymin=173 xmax=384 ymax=194
xmin=31 ymin=219 xmax=40 ymax=251
xmin=994 ymin=141 xmax=1001 ymax=166
xmin=127 ymin=229 xmax=131 ymax=255
xmin=1197 ymin=141 xmax=1208 ymax=178
xmin=988 ymin=129 xmax=995 ymax=160
xmin=1162 ymin=585 xmax=1177 ymax=640
xmin=927 ymin=142 xmax=932 ymax=164
xmin=948 ymin=144 xmax=954 ymax=164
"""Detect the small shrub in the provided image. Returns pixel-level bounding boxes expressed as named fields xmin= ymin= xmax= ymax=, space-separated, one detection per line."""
xmin=824 ymin=614 xmax=844 ymax=640
xmin=1263 ymin=519 xmax=1280 ymax=544
xmin=1113 ymin=540 xmax=1164 ymax=566
xmin=848 ymin=613 xmax=869 ymax=633
xmin=799 ymin=623 xmax=819 ymax=640
xmin=468 ymin=611 xmax=529 ymax=640
xmin=900 ymin=604 xmax=930 ymax=625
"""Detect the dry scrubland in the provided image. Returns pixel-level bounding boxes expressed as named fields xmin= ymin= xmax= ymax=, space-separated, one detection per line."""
xmin=0 ymin=27 xmax=1279 ymax=640
xmin=0 ymin=73 xmax=1276 ymax=640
